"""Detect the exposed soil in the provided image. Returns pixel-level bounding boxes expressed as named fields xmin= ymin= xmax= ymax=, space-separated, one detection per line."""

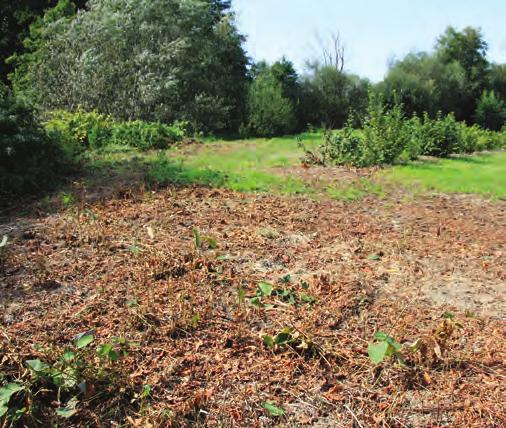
xmin=0 ymin=182 xmax=505 ymax=427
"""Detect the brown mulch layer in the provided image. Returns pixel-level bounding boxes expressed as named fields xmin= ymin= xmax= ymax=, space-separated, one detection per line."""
xmin=1 ymin=187 xmax=505 ymax=427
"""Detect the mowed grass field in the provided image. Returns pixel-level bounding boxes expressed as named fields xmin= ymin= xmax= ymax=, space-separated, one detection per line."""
xmin=384 ymin=151 xmax=506 ymax=198
xmin=89 ymin=132 xmax=506 ymax=200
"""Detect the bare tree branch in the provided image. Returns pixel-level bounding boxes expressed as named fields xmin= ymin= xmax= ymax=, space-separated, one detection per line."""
xmin=314 ymin=31 xmax=345 ymax=72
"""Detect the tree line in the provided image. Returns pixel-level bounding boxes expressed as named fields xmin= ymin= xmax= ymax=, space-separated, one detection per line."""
xmin=1 ymin=0 xmax=505 ymax=136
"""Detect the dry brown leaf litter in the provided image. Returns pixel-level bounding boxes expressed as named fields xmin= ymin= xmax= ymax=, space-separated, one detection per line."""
xmin=0 ymin=186 xmax=505 ymax=427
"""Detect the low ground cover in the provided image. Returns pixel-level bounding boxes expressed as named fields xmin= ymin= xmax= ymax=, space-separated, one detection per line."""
xmin=0 ymin=142 xmax=504 ymax=426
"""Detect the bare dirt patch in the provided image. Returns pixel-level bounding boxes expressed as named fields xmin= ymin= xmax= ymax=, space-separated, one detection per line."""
xmin=1 ymin=187 xmax=504 ymax=426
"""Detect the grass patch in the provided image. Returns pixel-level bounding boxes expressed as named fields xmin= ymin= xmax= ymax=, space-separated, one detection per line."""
xmin=84 ymin=134 xmax=504 ymax=201
xmin=146 ymin=132 xmax=322 ymax=194
xmin=326 ymin=179 xmax=385 ymax=201
xmin=384 ymin=152 xmax=506 ymax=198
xmin=186 ymin=132 xmax=322 ymax=169
xmin=147 ymin=155 xmax=310 ymax=195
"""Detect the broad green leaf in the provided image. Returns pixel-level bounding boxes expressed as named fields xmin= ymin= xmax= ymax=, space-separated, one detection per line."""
xmin=368 ymin=341 xmax=389 ymax=364
xmin=0 ymin=235 xmax=8 ymax=248
xmin=262 ymin=401 xmax=285 ymax=417
xmin=97 ymin=343 xmax=120 ymax=361
xmin=0 ymin=382 xmax=24 ymax=418
xmin=385 ymin=336 xmax=401 ymax=351
xmin=274 ymin=328 xmax=293 ymax=345
xmin=262 ymin=335 xmax=274 ymax=348
xmin=300 ymin=293 xmax=315 ymax=303
xmin=368 ymin=254 xmax=380 ymax=260
xmin=60 ymin=367 xmax=79 ymax=388
xmin=258 ymin=281 xmax=273 ymax=297
xmin=26 ymin=359 xmax=50 ymax=373
xmin=97 ymin=343 xmax=113 ymax=357
xmin=373 ymin=331 xmax=388 ymax=341
xmin=0 ymin=383 xmax=24 ymax=403
xmin=56 ymin=397 xmax=79 ymax=418
xmin=76 ymin=333 xmax=94 ymax=349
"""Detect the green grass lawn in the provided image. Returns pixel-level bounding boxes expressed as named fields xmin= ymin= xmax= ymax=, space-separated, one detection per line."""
xmin=183 ymin=131 xmax=321 ymax=169
xmin=384 ymin=152 xmax=506 ymax=198
xmin=88 ymin=133 xmax=506 ymax=200
xmin=149 ymin=132 xmax=322 ymax=194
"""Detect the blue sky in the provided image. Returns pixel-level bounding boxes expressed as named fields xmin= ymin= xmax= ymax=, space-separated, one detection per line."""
xmin=232 ymin=0 xmax=506 ymax=82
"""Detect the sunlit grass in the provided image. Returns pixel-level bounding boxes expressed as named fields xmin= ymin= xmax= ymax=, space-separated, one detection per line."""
xmin=384 ymin=152 xmax=506 ymax=198
xmin=158 ymin=132 xmax=322 ymax=194
xmin=181 ymin=131 xmax=322 ymax=169
xmin=146 ymin=155 xmax=311 ymax=195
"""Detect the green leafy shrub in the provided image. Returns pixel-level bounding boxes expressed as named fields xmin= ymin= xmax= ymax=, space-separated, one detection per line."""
xmin=306 ymin=94 xmax=413 ymax=167
xmin=44 ymin=110 xmax=113 ymax=149
xmin=0 ymin=92 xmax=77 ymax=198
xmin=109 ymin=120 xmax=186 ymax=151
xmin=44 ymin=110 xmax=187 ymax=150
xmin=305 ymin=91 xmax=505 ymax=167
xmin=418 ymin=111 xmax=461 ymax=157
xmin=359 ymin=93 xmax=412 ymax=165
xmin=455 ymin=122 xmax=479 ymax=153
xmin=475 ymin=127 xmax=506 ymax=151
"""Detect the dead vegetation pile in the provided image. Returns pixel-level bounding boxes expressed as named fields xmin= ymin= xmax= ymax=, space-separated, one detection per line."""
xmin=1 ymin=187 xmax=504 ymax=427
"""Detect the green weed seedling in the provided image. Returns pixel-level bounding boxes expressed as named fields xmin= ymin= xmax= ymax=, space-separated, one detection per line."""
xmin=273 ymin=277 xmax=316 ymax=306
xmin=0 ymin=333 xmax=132 ymax=423
xmin=131 ymin=384 xmax=152 ymax=414
xmin=262 ymin=327 xmax=317 ymax=354
xmin=367 ymin=331 xmax=402 ymax=364
xmin=250 ymin=279 xmax=316 ymax=307
xmin=261 ymin=400 xmax=285 ymax=417
xmin=193 ymin=228 xmax=218 ymax=250
xmin=249 ymin=281 xmax=273 ymax=307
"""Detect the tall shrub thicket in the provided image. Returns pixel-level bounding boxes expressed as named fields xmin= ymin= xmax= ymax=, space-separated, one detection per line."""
xmin=45 ymin=110 xmax=187 ymax=150
xmin=305 ymin=92 xmax=506 ymax=167
xmin=9 ymin=0 xmax=249 ymax=133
